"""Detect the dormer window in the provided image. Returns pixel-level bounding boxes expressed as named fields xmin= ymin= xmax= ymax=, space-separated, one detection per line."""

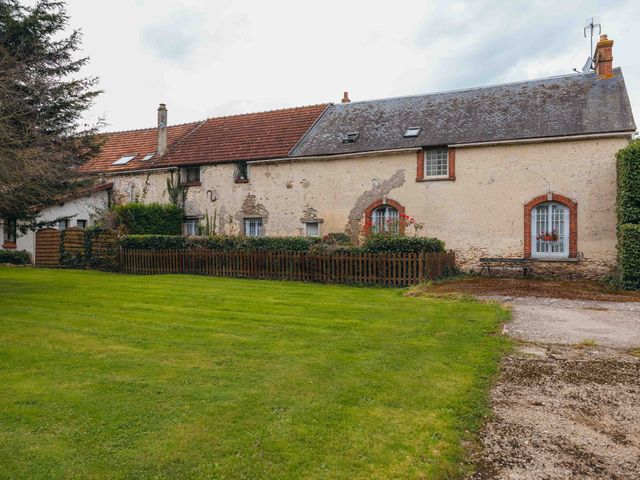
xmin=404 ymin=127 xmax=421 ymax=138
xmin=341 ymin=132 xmax=359 ymax=143
xmin=112 ymin=154 xmax=137 ymax=166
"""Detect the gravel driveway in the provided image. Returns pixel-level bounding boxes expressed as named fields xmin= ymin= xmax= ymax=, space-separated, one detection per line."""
xmin=468 ymin=296 xmax=640 ymax=480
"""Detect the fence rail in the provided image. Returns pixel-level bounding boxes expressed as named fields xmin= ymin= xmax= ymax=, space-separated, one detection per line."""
xmin=119 ymin=249 xmax=455 ymax=286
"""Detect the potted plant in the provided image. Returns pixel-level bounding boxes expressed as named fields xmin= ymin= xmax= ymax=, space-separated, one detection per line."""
xmin=537 ymin=230 xmax=558 ymax=242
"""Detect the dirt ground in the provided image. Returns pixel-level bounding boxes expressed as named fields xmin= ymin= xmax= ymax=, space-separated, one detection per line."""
xmin=423 ymin=277 xmax=640 ymax=479
xmin=416 ymin=276 xmax=640 ymax=302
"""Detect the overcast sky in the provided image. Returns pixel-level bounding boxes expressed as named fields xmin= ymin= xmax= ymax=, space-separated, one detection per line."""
xmin=61 ymin=0 xmax=639 ymax=132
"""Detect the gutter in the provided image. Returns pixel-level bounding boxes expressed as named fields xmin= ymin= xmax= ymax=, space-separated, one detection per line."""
xmin=450 ymin=131 xmax=635 ymax=148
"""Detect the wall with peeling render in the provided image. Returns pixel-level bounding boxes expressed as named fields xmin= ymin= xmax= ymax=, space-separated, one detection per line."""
xmin=107 ymin=137 xmax=629 ymax=278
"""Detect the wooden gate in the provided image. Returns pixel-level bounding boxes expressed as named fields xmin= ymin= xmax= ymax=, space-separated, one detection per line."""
xmin=35 ymin=228 xmax=61 ymax=267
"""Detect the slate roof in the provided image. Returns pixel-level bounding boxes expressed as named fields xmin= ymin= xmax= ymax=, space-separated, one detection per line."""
xmin=153 ymin=104 xmax=329 ymax=168
xmin=291 ymin=69 xmax=636 ymax=157
xmin=79 ymin=122 xmax=202 ymax=173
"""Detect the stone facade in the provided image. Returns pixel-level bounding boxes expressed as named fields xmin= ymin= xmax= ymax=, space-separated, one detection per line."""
xmin=107 ymin=136 xmax=630 ymax=279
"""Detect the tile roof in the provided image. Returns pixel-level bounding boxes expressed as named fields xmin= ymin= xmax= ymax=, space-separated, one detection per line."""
xmin=79 ymin=104 xmax=329 ymax=174
xmin=79 ymin=122 xmax=202 ymax=173
xmin=291 ymin=69 xmax=636 ymax=157
xmin=152 ymin=104 xmax=329 ymax=168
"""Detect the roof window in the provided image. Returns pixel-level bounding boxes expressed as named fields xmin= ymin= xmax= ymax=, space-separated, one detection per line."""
xmin=141 ymin=153 xmax=154 ymax=161
xmin=341 ymin=132 xmax=359 ymax=143
xmin=112 ymin=154 xmax=137 ymax=165
xmin=404 ymin=127 xmax=421 ymax=138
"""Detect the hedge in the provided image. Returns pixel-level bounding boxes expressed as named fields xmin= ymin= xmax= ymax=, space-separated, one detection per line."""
xmin=120 ymin=235 xmax=321 ymax=252
xmin=362 ymin=234 xmax=445 ymax=254
xmin=112 ymin=203 xmax=182 ymax=235
xmin=0 ymin=249 xmax=31 ymax=265
xmin=616 ymin=139 xmax=640 ymax=225
xmin=618 ymin=224 xmax=640 ymax=290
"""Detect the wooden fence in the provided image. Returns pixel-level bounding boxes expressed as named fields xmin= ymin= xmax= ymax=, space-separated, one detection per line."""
xmin=120 ymin=249 xmax=456 ymax=286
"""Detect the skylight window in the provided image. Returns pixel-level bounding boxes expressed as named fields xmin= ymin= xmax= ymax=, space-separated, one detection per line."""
xmin=142 ymin=153 xmax=154 ymax=161
xmin=112 ymin=154 xmax=137 ymax=165
xmin=404 ymin=127 xmax=421 ymax=138
xmin=341 ymin=132 xmax=359 ymax=143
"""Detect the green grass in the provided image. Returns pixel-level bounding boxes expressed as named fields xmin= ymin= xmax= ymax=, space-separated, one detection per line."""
xmin=0 ymin=267 xmax=509 ymax=479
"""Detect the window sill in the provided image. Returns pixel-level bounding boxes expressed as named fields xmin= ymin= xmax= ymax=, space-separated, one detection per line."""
xmin=234 ymin=179 xmax=249 ymax=184
xmin=180 ymin=181 xmax=201 ymax=187
xmin=416 ymin=176 xmax=455 ymax=182
xmin=531 ymin=257 xmax=579 ymax=263
xmin=2 ymin=242 xmax=17 ymax=250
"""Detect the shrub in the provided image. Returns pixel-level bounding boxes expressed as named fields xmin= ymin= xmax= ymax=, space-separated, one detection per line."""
xmin=112 ymin=203 xmax=182 ymax=235
xmin=120 ymin=235 xmax=187 ymax=250
xmin=616 ymin=139 xmax=640 ymax=225
xmin=618 ymin=224 xmax=640 ymax=290
xmin=84 ymin=228 xmax=119 ymax=271
xmin=362 ymin=234 xmax=445 ymax=254
xmin=0 ymin=249 xmax=31 ymax=265
xmin=120 ymin=235 xmax=321 ymax=252
xmin=322 ymin=232 xmax=352 ymax=245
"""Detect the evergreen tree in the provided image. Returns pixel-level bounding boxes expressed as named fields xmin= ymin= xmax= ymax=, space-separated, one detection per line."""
xmin=0 ymin=0 xmax=102 ymax=222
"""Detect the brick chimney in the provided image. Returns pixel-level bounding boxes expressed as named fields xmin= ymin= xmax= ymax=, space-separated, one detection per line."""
xmin=157 ymin=103 xmax=168 ymax=155
xmin=594 ymin=34 xmax=614 ymax=79
xmin=341 ymin=91 xmax=351 ymax=103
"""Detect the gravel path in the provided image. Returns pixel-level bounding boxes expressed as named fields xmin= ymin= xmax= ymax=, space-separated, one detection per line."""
xmin=468 ymin=297 xmax=640 ymax=480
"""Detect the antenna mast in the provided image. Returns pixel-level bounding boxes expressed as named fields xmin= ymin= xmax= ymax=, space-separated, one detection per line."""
xmin=584 ymin=16 xmax=601 ymax=71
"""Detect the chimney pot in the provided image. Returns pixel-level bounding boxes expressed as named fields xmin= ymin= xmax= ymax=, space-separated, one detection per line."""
xmin=594 ymin=34 xmax=614 ymax=79
xmin=341 ymin=91 xmax=351 ymax=103
xmin=157 ymin=103 xmax=168 ymax=155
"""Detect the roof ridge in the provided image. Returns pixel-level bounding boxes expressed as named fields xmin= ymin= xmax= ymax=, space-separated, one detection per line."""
xmin=99 ymin=120 xmax=203 ymax=135
xmin=204 ymin=103 xmax=330 ymax=121
xmin=340 ymin=70 xmax=621 ymax=107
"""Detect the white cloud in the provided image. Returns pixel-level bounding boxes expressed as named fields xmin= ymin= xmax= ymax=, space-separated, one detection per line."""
xmin=64 ymin=0 xmax=639 ymax=131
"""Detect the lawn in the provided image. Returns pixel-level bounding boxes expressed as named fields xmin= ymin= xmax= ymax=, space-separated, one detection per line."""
xmin=0 ymin=267 xmax=509 ymax=479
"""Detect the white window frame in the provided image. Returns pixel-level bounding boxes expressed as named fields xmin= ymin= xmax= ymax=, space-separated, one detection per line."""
xmin=182 ymin=218 xmax=199 ymax=236
xmin=371 ymin=206 xmax=399 ymax=234
xmin=531 ymin=202 xmax=569 ymax=258
xmin=244 ymin=217 xmax=263 ymax=237
xmin=305 ymin=222 xmax=320 ymax=237
xmin=424 ymin=147 xmax=449 ymax=178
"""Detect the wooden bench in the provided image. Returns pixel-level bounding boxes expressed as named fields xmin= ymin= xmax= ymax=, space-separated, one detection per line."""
xmin=479 ymin=258 xmax=534 ymax=277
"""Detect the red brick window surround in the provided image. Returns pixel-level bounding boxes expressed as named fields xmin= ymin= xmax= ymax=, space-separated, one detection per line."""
xmin=524 ymin=193 xmax=577 ymax=259
xmin=416 ymin=147 xmax=455 ymax=182
xmin=364 ymin=199 xmax=406 ymax=235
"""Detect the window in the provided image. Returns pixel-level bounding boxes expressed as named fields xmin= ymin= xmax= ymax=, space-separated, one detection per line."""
xmin=341 ymin=132 xmax=359 ymax=143
xmin=141 ymin=153 xmax=154 ymax=161
xmin=58 ymin=219 xmax=69 ymax=230
xmin=531 ymin=202 xmax=569 ymax=258
xmin=76 ymin=219 xmax=87 ymax=228
xmin=182 ymin=218 xmax=199 ymax=236
xmin=424 ymin=147 xmax=449 ymax=177
xmin=371 ymin=205 xmax=399 ymax=234
xmin=404 ymin=127 xmax=421 ymax=138
xmin=112 ymin=154 xmax=137 ymax=165
xmin=180 ymin=167 xmax=200 ymax=185
xmin=3 ymin=218 xmax=17 ymax=245
xmin=244 ymin=218 xmax=263 ymax=237
xmin=234 ymin=161 xmax=249 ymax=183
xmin=305 ymin=222 xmax=320 ymax=237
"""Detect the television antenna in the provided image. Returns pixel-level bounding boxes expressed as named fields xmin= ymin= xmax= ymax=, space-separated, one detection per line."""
xmin=582 ymin=16 xmax=601 ymax=72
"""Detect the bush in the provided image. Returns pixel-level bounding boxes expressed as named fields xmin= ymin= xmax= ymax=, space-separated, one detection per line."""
xmin=362 ymin=234 xmax=445 ymax=254
xmin=112 ymin=203 xmax=182 ymax=235
xmin=616 ymin=139 xmax=640 ymax=225
xmin=618 ymin=224 xmax=640 ymax=290
xmin=84 ymin=228 xmax=119 ymax=271
xmin=0 ymin=249 xmax=31 ymax=265
xmin=120 ymin=235 xmax=321 ymax=252
xmin=322 ymin=232 xmax=352 ymax=245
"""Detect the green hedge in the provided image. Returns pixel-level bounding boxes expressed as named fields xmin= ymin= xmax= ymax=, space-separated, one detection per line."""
xmin=112 ymin=203 xmax=182 ymax=235
xmin=322 ymin=232 xmax=352 ymax=245
xmin=0 ymin=249 xmax=31 ymax=265
xmin=619 ymin=224 xmax=640 ymax=290
xmin=120 ymin=235 xmax=321 ymax=252
xmin=84 ymin=228 xmax=120 ymax=271
xmin=362 ymin=234 xmax=445 ymax=254
xmin=616 ymin=139 xmax=640 ymax=225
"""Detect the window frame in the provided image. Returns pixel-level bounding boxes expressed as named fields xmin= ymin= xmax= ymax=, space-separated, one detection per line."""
xmin=364 ymin=199 xmax=406 ymax=235
xmin=531 ymin=202 xmax=570 ymax=258
xmin=524 ymin=193 xmax=578 ymax=259
xmin=182 ymin=218 xmax=200 ymax=236
xmin=416 ymin=147 xmax=455 ymax=182
xmin=243 ymin=217 xmax=264 ymax=237
xmin=305 ymin=221 xmax=320 ymax=237
xmin=234 ymin=161 xmax=249 ymax=183
xmin=76 ymin=219 xmax=88 ymax=229
xmin=57 ymin=219 xmax=69 ymax=231
xmin=180 ymin=166 xmax=201 ymax=186
xmin=3 ymin=218 xmax=17 ymax=247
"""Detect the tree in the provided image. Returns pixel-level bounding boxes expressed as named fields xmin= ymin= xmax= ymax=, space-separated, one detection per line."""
xmin=0 ymin=0 xmax=102 ymax=223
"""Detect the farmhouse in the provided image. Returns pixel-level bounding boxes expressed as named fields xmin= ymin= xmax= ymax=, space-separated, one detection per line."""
xmin=2 ymin=35 xmax=636 ymax=278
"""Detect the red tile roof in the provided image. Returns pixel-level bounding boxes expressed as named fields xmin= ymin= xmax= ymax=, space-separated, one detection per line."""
xmin=79 ymin=104 xmax=329 ymax=174
xmin=78 ymin=122 xmax=202 ymax=174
